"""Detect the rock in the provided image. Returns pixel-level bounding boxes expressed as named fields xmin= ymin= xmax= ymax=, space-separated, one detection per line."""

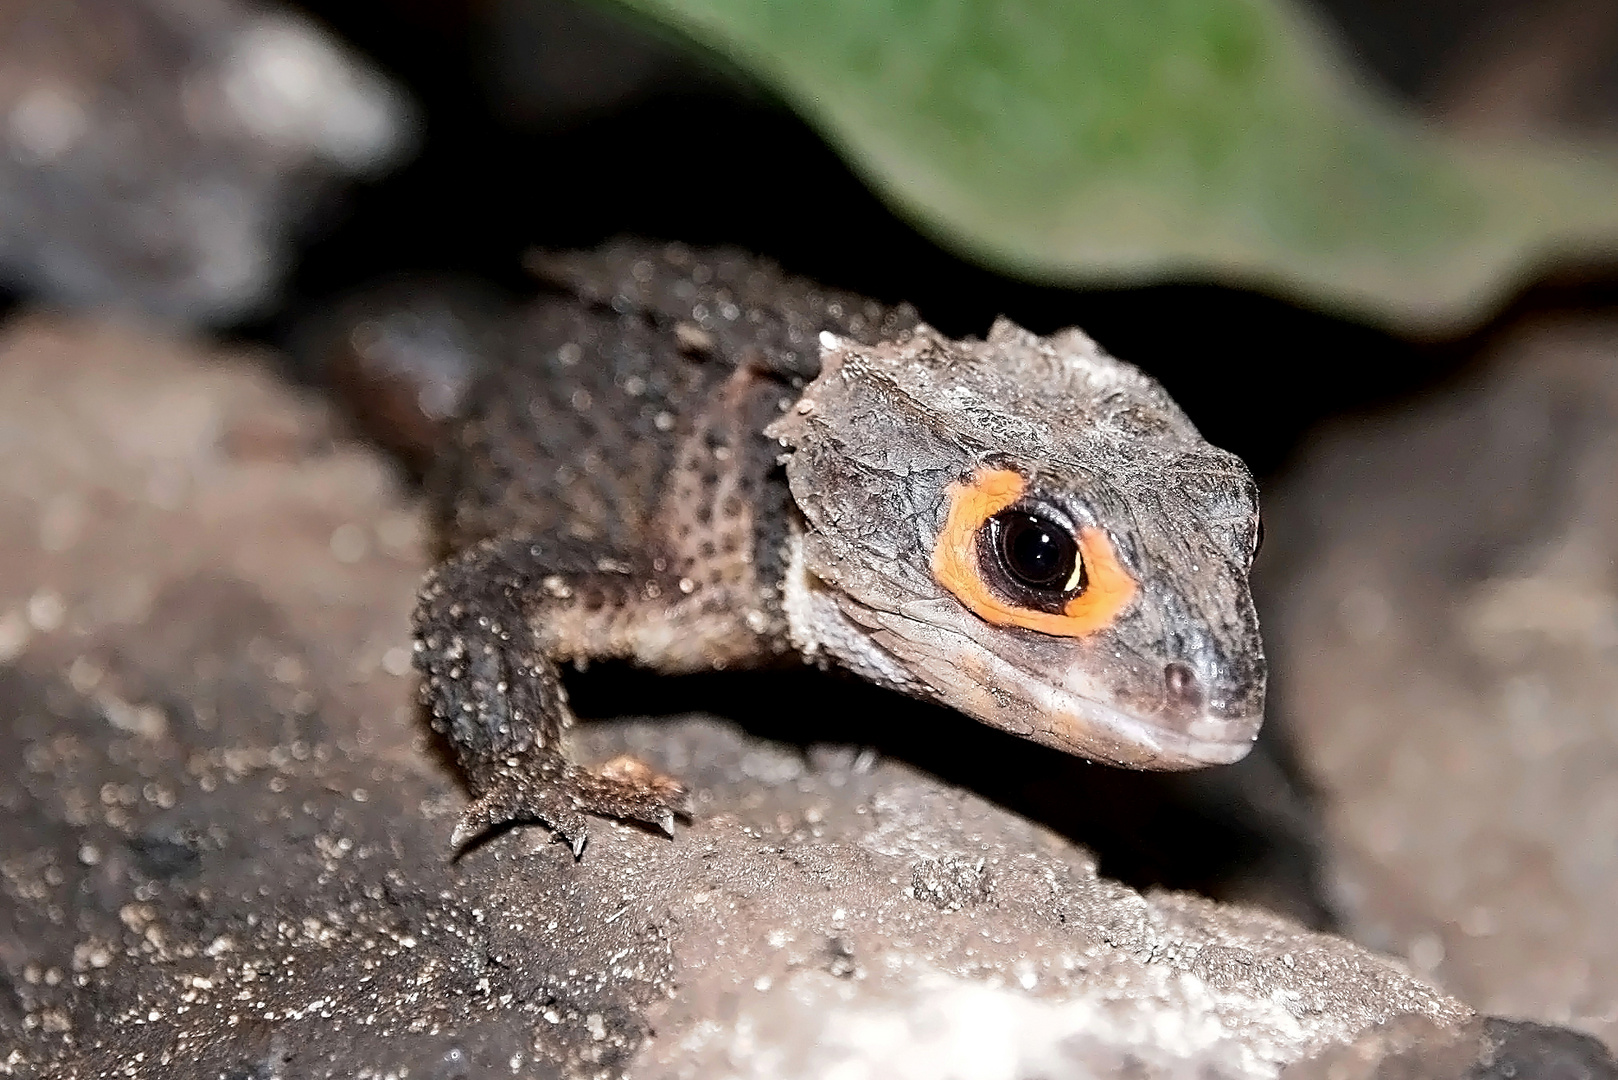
xmin=1474 ymin=1018 xmax=1618 ymax=1080
xmin=0 ymin=0 xmax=414 ymax=325
xmin=1260 ymin=317 xmax=1618 ymax=1046
xmin=1283 ymin=1014 xmax=1618 ymax=1080
xmin=0 ymin=313 xmax=1588 ymax=1078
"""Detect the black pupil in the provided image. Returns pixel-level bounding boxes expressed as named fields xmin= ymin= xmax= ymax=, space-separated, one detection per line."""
xmin=996 ymin=511 xmax=1078 ymax=590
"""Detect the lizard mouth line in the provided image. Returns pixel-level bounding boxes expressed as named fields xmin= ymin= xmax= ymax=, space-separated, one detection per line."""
xmin=951 ymin=630 xmax=1260 ymax=769
xmin=1030 ymin=684 xmax=1258 ymax=768
xmin=831 ymin=589 xmax=1260 ymax=770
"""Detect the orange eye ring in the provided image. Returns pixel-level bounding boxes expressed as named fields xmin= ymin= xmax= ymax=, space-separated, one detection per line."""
xmin=931 ymin=467 xmax=1138 ymax=638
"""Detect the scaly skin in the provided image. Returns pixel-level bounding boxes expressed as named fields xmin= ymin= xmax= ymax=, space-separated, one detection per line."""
xmin=411 ymin=240 xmax=1265 ymax=853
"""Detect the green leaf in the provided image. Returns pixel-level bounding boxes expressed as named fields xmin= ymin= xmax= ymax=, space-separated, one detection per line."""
xmin=602 ymin=0 xmax=1618 ymax=332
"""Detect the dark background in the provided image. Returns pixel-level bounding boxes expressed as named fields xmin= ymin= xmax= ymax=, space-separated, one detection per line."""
xmin=264 ymin=0 xmax=1618 ymax=479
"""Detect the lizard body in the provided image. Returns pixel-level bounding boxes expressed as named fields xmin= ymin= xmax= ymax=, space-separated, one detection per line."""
xmin=410 ymin=240 xmax=1266 ymax=852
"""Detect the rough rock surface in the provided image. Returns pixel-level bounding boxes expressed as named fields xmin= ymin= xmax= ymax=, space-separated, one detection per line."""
xmin=0 ymin=314 xmax=1576 ymax=1079
xmin=1260 ymin=317 xmax=1618 ymax=1045
xmin=1282 ymin=1012 xmax=1618 ymax=1080
xmin=0 ymin=0 xmax=413 ymax=324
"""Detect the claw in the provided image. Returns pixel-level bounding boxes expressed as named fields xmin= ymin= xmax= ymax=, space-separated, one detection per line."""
xmin=450 ymin=792 xmax=505 ymax=849
xmin=449 ymin=775 xmax=590 ymax=852
xmin=448 ymin=752 xmax=687 ymax=854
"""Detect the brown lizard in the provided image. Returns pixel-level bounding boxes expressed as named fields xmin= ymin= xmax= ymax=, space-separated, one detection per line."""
xmin=409 ymin=240 xmax=1266 ymax=853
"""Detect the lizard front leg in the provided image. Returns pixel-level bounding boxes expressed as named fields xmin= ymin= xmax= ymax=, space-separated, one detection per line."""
xmin=413 ymin=532 xmax=690 ymax=854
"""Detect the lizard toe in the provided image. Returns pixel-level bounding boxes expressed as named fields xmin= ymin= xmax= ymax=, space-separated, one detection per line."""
xmin=569 ymin=757 xmax=692 ymax=838
xmin=451 ymin=769 xmax=591 ymax=854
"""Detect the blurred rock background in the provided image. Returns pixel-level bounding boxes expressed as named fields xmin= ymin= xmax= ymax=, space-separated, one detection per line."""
xmin=0 ymin=0 xmax=414 ymax=323
xmin=4 ymin=0 xmax=1618 ymax=1074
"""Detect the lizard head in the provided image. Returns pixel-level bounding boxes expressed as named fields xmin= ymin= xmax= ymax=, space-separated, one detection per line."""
xmin=768 ymin=318 xmax=1265 ymax=769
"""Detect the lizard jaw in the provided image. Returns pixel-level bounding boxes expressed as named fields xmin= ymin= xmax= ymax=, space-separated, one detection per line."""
xmin=843 ymin=599 xmax=1262 ymax=770
xmin=1014 ymin=673 xmax=1260 ymax=768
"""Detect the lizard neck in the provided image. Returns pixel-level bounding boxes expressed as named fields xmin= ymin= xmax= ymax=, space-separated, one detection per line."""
xmin=780 ymin=525 xmax=927 ymax=697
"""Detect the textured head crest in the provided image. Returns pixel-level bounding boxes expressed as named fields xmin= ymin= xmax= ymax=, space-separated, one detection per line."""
xmin=771 ymin=319 xmax=1265 ymax=769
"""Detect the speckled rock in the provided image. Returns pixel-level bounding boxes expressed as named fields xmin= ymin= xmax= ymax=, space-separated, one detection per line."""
xmin=1260 ymin=317 xmax=1618 ymax=1046
xmin=0 ymin=314 xmax=1544 ymax=1079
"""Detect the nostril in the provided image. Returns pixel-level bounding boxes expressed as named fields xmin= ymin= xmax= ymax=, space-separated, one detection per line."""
xmin=1163 ymin=661 xmax=1203 ymax=711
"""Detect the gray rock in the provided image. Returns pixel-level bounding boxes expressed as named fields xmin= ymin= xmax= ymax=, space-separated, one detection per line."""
xmin=0 ymin=314 xmax=1583 ymax=1079
xmin=1283 ymin=1014 xmax=1618 ymax=1080
xmin=1260 ymin=317 xmax=1618 ymax=1046
xmin=0 ymin=0 xmax=414 ymax=324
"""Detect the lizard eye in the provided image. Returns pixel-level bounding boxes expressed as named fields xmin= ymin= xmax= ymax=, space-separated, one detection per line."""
xmin=932 ymin=466 xmax=1137 ymax=639
xmin=992 ymin=510 xmax=1083 ymax=593
xmin=1248 ymin=516 xmax=1265 ymax=570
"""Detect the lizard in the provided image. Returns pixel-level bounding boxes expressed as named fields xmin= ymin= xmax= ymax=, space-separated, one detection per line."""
xmin=409 ymin=239 xmax=1267 ymax=854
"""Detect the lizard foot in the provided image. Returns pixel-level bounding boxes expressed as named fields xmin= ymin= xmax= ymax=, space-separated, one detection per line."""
xmin=452 ymin=755 xmax=692 ymax=856
xmin=574 ymin=754 xmax=694 ymax=836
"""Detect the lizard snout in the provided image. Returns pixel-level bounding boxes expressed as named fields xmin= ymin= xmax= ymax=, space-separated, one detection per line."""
xmin=1147 ymin=652 xmax=1264 ymax=764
